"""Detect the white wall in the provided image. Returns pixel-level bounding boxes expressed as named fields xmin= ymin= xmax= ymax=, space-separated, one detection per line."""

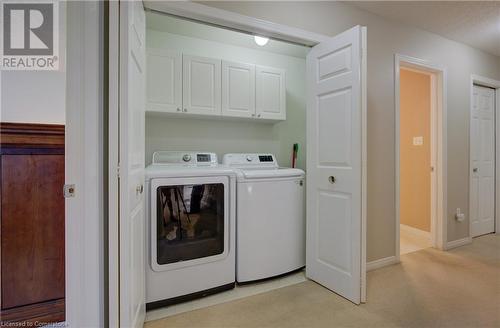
xmin=200 ymin=1 xmax=500 ymax=261
xmin=146 ymin=28 xmax=307 ymax=169
xmin=0 ymin=2 xmax=66 ymax=124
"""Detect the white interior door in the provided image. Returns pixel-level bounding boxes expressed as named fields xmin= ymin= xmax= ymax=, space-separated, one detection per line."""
xmin=306 ymin=25 xmax=366 ymax=304
xmin=119 ymin=1 xmax=146 ymax=327
xmin=471 ymin=85 xmax=496 ymax=237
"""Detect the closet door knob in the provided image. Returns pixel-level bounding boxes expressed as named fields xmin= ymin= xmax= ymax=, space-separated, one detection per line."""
xmin=328 ymin=176 xmax=336 ymax=184
xmin=251 ymin=113 xmax=255 ymax=117
xmin=136 ymin=184 xmax=144 ymax=194
xmin=176 ymin=107 xmax=181 ymax=112
xmin=257 ymin=114 xmax=261 ymax=118
xmin=183 ymin=108 xmax=187 ymax=112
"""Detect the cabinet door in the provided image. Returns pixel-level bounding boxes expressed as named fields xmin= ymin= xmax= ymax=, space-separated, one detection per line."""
xmin=256 ymin=66 xmax=286 ymax=120
xmin=183 ymin=55 xmax=221 ymax=116
xmin=222 ymin=61 xmax=255 ymax=118
xmin=146 ymin=48 xmax=182 ymax=113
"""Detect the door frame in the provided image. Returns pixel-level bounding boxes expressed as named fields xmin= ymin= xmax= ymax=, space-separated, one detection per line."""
xmin=108 ymin=1 xmax=120 ymax=326
xmin=469 ymin=75 xmax=500 ymax=238
xmin=141 ymin=1 xmax=367 ymax=302
xmin=65 ymin=1 xmax=106 ymax=327
xmin=394 ymin=54 xmax=448 ymax=258
xmin=144 ymin=1 xmax=330 ymax=45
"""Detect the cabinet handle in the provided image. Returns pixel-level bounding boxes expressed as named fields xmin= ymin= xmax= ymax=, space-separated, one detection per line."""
xmin=176 ymin=108 xmax=181 ymax=112
xmin=251 ymin=113 xmax=255 ymax=117
xmin=328 ymin=176 xmax=336 ymax=184
xmin=183 ymin=108 xmax=187 ymax=112
xmin=257 ymin=114 xmax=261 ymax=118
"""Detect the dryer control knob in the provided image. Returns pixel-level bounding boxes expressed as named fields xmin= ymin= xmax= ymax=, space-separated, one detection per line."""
xmin=246 ymin=156 xmax=253 ymax=162
xmin=182 ymin=154 xmax=192 ymax=162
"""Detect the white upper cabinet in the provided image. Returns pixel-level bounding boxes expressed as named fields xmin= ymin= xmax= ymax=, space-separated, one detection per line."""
xmin=222 ymin=61 xmax=256 ymax=118
xmin=256 ymin=66 xmax=286 ymax=120
xmin=146 ymin=51 xmax=286 ymax=122
xmin=146 ymin=48 xmax=182 ymax=113
xmin=183 ymin=55 xmax=222 ymax=116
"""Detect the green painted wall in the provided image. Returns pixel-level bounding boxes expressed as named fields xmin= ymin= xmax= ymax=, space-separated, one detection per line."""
xmin=145 ymin=29 xmax=307 ymax=169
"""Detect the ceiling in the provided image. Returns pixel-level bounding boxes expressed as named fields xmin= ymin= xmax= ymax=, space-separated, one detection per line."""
xmin=348 ymin=1 xmax=500 ymax=57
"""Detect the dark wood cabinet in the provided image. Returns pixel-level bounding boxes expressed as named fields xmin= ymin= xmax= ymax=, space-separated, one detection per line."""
xmin=1 ymin=123 xmax=65 ymax=324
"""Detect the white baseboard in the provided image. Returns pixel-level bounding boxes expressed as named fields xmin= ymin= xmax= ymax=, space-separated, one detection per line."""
xmin=400 ymin=224 xmax=431 ymax=240
xmin=445 ymin=237 xmax=472 ymax=250
xmin=367 ymin=256 xmax=398 ymax=271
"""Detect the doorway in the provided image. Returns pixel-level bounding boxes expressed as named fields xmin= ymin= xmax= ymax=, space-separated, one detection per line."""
xmin=399 ymin=67 xmax=433 ymax=255
xmin=110 ymin=2 xmax=367 ymax=325
xmin=395 ymin=54 xmax=447 ymax=259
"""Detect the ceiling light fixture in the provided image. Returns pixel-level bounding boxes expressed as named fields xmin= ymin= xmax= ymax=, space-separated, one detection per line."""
xmin=254 ymin=35 xmax=269 ymax=46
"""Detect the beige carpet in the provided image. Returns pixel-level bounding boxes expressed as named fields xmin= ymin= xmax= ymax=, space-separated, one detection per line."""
xmin=145 ymin=234 xmax=500 ymax=328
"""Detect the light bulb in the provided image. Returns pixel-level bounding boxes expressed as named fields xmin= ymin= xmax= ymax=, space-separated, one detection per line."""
xmin=254 ymin=35 xmax=269 ymax=46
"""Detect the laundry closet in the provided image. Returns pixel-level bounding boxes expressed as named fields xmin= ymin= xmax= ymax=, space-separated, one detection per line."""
xmin=143 ymin=11 xmax=309 ymax=310
xmin=111 ymin=3 xmax=366 ymax=325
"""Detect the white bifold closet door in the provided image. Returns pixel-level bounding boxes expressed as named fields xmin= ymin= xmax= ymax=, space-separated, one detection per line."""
xmin=306 ymin=25 xmax=366 ymax=304
xmin=470 ymin=85 xmax=496 ymax=237
xmin=118 ymin=1 xmax=147 ymax=327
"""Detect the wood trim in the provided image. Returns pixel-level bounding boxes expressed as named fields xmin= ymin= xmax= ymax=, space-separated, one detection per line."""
xmin=0 ymin=298 xmax=65 ymax=324
xmin=1 ymin=122 xmax=65 ymax=149
xmin=1 ymin=122 xmax=66 ymax=324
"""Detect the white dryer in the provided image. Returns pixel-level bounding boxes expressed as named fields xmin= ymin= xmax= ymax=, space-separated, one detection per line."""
xmin=223 ymin=153 xmax=305 ymax=283
xmin=145 ymin=151 xmax=236 ymax=309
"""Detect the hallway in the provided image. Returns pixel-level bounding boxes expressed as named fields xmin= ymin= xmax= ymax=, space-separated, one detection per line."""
xmin=146 ymin=234 xmax=500 ymax=328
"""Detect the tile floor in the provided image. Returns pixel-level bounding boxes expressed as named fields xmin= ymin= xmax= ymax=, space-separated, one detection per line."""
xmin=400 ymin=225 xmax=432 ymax=255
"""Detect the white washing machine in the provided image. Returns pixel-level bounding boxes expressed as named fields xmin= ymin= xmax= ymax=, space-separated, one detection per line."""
xmin=222 ymin=153 xmax=305 ymax=283
xmin=145 ymin=151 xmax=236 ymax=309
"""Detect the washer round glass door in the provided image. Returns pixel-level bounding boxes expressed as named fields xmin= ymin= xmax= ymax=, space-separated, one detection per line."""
xmin=150 ymin=176 xmax=229 ymax=272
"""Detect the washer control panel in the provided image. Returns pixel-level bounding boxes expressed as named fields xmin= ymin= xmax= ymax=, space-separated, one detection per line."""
xmin=223 ymin=153 xmax=278 ymax=167
xmin=152 ymin=151 xmax=218 ymax=166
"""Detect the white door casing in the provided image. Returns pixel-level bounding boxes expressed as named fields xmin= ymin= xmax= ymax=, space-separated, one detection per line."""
xmin=256 ymin=65 xmax=286 ymax=120
xmin=183 ymin=54 xmax=222 ymax=115
xmin=119 ymin=1 xmax=146 ymax=327
xmin=222 ymin=60 xmax=256 ymax=118
xmin=470 ymin=85 xmax=496 ymax=237
xmin=146 ymin=48 xmax=182 ymax=113
xmin=306 ymin=26 xmax=366 ymax=304
xmin=65 ymin=1 xmax=105 ymax=326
